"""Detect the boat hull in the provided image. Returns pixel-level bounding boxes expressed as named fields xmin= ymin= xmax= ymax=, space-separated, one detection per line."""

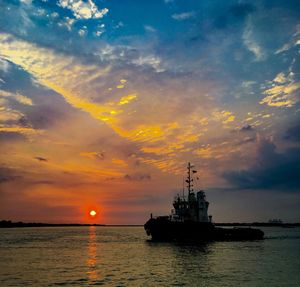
xmin=144 ymin=218 xmax=264 ymax=241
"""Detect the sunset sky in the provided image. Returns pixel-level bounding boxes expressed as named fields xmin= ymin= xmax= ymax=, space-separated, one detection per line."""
xmin=0 ymin=0 xmax=300 ymax=224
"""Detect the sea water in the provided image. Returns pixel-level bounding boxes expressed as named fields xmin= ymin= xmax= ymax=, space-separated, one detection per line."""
xmin=0 ymin=226 xmax=299 ymax=286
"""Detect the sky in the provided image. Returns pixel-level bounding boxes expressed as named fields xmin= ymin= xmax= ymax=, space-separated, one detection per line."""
xmin=0 ymin=0 xmax=300 ymax=224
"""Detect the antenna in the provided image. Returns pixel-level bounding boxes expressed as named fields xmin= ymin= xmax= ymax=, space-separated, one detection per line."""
xmin=186 ymin=162 xmax=193 ymax=197
xmin=182 ymin=176 xmax=185 ymax=200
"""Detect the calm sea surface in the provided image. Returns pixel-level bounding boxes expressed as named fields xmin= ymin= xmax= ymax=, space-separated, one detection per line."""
xmin=0 ymin=226 xmax=300 ymax=287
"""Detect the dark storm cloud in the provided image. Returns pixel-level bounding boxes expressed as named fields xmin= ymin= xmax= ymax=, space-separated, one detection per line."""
xmin=223 ymin=139 xmax=300 ymax=190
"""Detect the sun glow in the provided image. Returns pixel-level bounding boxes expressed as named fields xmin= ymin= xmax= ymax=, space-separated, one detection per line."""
xmin=89 ymin=210 xmax=97 ymax=217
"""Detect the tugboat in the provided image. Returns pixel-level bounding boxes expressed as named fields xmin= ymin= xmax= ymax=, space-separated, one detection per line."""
xmin=144 ymin=163 xmax=264 ymax=241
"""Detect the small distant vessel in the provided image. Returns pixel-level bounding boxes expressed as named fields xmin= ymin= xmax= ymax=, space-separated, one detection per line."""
xmin=144 ymin=163 xmax=264 ymax=241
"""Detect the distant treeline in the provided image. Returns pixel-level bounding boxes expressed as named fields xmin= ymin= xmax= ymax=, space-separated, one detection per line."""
xmin=215 ymin=222 xmax=300 ymax=227
xmin=0 ymin=220 xmax=105 ymax=228
xmin=1 ymin=220 xmax=299 ymax=228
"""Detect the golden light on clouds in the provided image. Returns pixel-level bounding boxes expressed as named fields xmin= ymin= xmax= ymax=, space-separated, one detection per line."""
xmin=0 ymin=32 xmax=235 ymax=178
xmin=1 ymin=0 xmax=300 ymax=226
xmin=0 ymin=126 xmax=42 ymax=135
xmin=212 ymin=110 xmax=236 ymax=125
xmin=260 ymin=72 xmax=300 ymax=108
xmin=118 ymin=94 xmax=137 ymax=105
xmin=0 ymin=90 xmax=33 ymax=106
xmin=0 ymin=33 xmax=216 ymax=153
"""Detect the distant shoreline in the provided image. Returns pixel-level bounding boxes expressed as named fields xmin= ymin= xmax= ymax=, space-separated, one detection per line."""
xmin=0 ymin=220 xmax=106 ymax=228
xmin=1 ymin=220 xmax=300 ymax=228
xmin=215 ymin=222 xmax=300 ymax=227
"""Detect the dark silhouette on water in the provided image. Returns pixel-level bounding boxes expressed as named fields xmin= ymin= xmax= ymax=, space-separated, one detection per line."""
xmin=0 ymin=220 xmax=105 ymax=228
xmin=144 ymin=163 xmax=265 ymax=241
xmin=1 ymin=220 xmax=297 ymax=229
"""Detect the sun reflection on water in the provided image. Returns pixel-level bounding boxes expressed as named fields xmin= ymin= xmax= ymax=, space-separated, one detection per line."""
xmin=87 ymin=226 xmax=98 ymax=282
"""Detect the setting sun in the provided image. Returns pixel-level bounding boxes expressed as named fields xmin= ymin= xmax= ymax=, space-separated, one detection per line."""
xmin=90 ymin=210 xmax=97 ymax=217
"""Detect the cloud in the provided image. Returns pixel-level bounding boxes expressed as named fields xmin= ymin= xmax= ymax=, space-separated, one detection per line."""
xmin=240 ymin=124 xmax=253 ymax=132
xmin=0 ymin=167 xmax=22 ymax=184
xmin=78 ymin=28 xmax=87 ymax=37
xmin=58 ymin=0 xmax=108 ymax=20
xmin=20 ymin=0 xmax=32 ymax=5
xmin=239 ymin=136 xmax=256 ymax=145
xmin=131 ymin=55 xmax=165 ymax=73
xmin=124 ymin=173 xmax=151 ymax=181
xmin=34 ymin=156 xmax=48 ymax=162
xmin=0 ymin=90 xmax=33 ymax=106
xmin=224 ymin=138 xmax=300 ymax=190
xmin=0 ymin=32 xmax=225 ymax=174
xmin=1 ymin=0 xmax=300 ymax=223
xmin=0 ymin=106 xmax=25 ymax=122
xmin=273 ymin=73 xmax=287 ymax=84
xmin=0 ymin=131 xmax=25 ymax=142
xmin=144 ymin=25 xmax=156 ymax=33
xmin=0 ymin=126 xmax=41 ymax=136
xmin=0 ymin=86 xmax=62 ymax=140
xmin=0 ymin=33 xmax=116 ymax=123
xmin=275 ymin=23 xmax=300 ymax=54
xmin=112 ymin=158 xmax=127 ymax=167
xmin=284 ymin=123 xmax=300 ymax=142
xmin=172 ymin=12 xmax=195 ymax=21
xmin=0 ymin=58 xmax=10 ymax=73
xmin=260 ymin=72 xmax=300 ymax=108
xmin=242 ymin=19 xmax=265 ymax=61
xmin=212 ymin=110 xmax=235 ymax=125
xmin=118 ymin=94 xmax=137 ymax=105
xmin=80 ymin=151 xmax=105 ymax=160
xmin=58 ymin=17 xmax=75 ymax=31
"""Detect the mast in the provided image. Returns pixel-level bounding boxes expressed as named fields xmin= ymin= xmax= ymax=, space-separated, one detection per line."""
xmin=182 ymin=177 xmax=185 ymax=200
xmin=186 ymin=162 xmax=193 ymax=198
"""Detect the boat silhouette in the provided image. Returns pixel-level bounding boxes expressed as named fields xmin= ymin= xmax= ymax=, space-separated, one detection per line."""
xmin=144 ymin=163 xmax=264 ymax=241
